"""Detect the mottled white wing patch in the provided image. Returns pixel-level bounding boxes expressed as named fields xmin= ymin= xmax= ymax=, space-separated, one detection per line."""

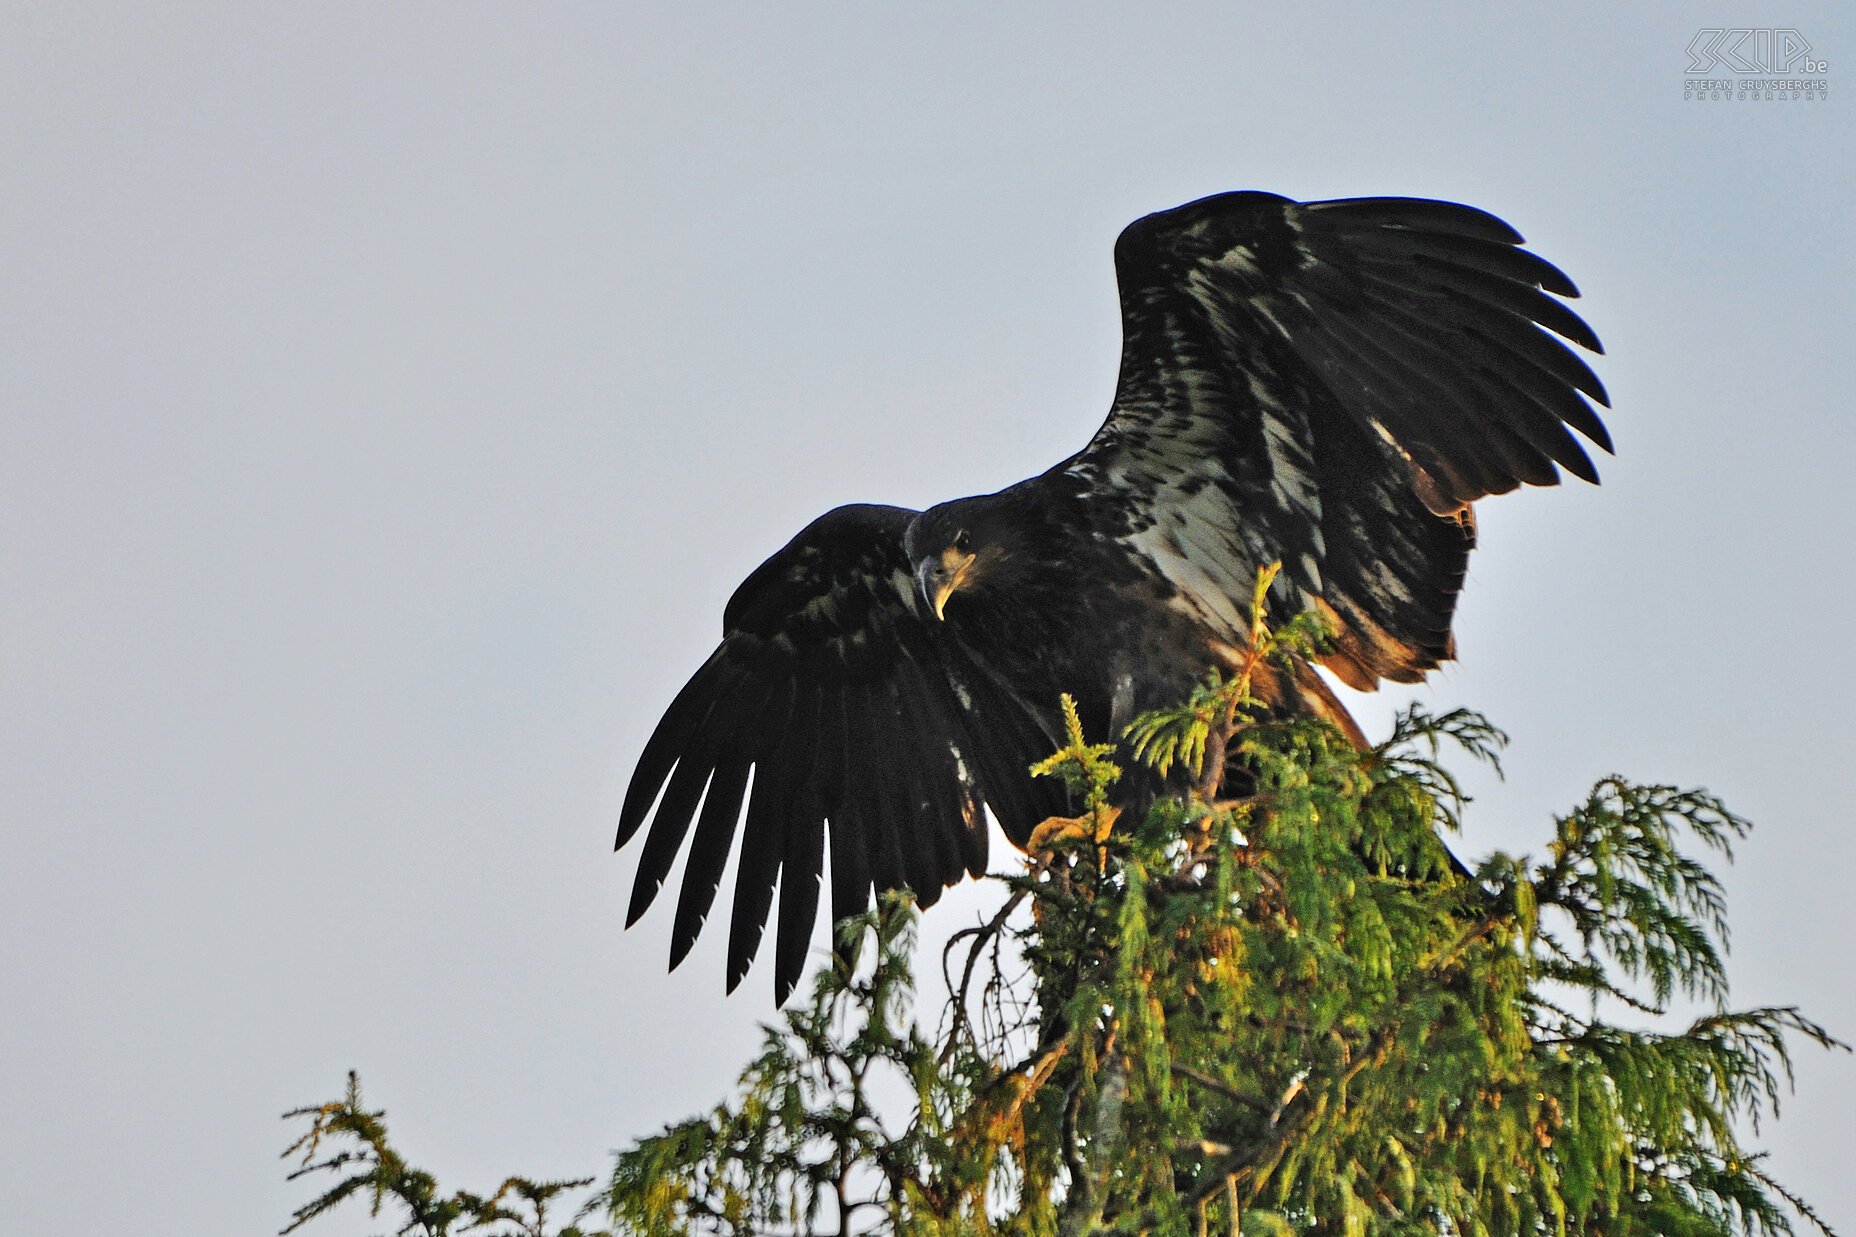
xmin=1066 ymin=190 xmax=1607 ymax=691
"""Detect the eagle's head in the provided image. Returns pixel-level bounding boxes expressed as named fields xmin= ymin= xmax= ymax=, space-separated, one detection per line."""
xmin=905 ymin=498 xmax=1016 ymax=621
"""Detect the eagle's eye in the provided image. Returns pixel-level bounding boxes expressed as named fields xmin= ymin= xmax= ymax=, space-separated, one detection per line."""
xmin=953 ymin=529 xmax=971 ymax=553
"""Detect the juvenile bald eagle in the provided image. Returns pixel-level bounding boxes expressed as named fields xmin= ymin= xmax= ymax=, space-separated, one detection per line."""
xmin=617 ymin=191 xmax=1610 ymax=1001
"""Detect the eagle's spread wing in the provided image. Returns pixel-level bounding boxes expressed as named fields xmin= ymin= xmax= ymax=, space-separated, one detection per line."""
xmin=616 ymin=503 xmax=1064 ymax=1001
xmin=1072 ymin=192 xmax=1611 ymax=687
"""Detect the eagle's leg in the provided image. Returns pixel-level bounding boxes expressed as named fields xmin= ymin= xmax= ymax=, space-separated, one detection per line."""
xmin=1026 ymin=805 xmax=1123 ymax=929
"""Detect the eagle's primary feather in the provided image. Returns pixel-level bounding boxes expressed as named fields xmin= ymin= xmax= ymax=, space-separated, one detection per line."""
xmin=617 ymin=191 xmax=1611 ymax=1001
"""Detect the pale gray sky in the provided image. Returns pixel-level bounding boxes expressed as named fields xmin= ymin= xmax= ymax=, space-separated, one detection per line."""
xmin=2 ymin=3 xmax=1851 ymax=1233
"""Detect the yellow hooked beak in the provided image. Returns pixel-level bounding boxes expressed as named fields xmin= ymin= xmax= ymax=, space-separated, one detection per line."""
xmin=916 ymin=547 xmax=977 ymax=621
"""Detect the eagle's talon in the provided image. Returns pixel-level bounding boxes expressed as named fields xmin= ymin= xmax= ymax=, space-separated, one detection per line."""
xmin=1027 ymin=805 xmax=1122 ymax=858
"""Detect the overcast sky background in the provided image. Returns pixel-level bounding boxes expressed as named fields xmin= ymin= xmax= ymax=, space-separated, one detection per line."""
xmin=3 ymin=3 xmax=1851 ymax=1233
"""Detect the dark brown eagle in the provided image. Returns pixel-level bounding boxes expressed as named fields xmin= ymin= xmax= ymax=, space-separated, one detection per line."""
xmin=617 ymin=191 xmax=1610 ymax=1001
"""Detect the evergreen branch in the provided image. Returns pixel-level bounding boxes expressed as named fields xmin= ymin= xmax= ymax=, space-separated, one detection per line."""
xmin=286 ymin=684 xmax=1842 ymax=1237
xmin=280 ymin=1072 xmax=605 ymax=1237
